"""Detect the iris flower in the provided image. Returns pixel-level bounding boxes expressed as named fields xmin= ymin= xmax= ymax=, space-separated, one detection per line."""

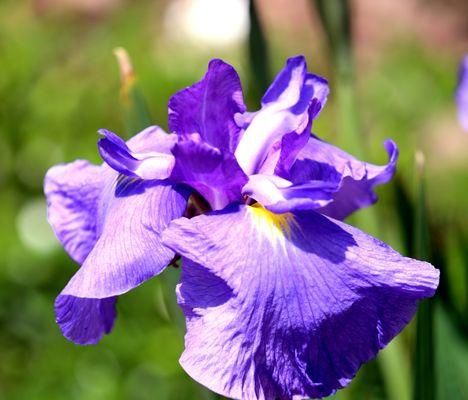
xmin=45 ymin=56 xmax=439 ymax=399
xmin=456 ymin=54 xmax=468 ymax=131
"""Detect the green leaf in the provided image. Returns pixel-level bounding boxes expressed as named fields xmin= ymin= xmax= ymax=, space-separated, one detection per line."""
xmin=248 ymin=0 xmax=270 ymax=103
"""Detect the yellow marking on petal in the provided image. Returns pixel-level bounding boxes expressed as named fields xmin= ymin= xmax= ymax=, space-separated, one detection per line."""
xmin=248 ymin=203 xmax=297 ymax=245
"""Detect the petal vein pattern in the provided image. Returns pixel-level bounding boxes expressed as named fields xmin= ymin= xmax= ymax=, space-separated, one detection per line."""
xmin=290 ymin=137 xmax=399 ymax=220
xmin=162 ymin=206 xmax=439 ymax=400
xmin=168 ymin=59 xmax=246 ymax=152
xmin=46 ymin=127 xmax=189 ymax=345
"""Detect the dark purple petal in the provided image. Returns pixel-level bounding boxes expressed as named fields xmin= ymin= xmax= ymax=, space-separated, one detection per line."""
xmin=235 ymin=56 xmax=329 ymax=175
xmin=290 ymin=136 xmax=398 ymax=220
xmin=56 ymin=179 xmax=188 ymax=345
xmin=163 ymin=206 xmax=438 ymax=400
xmin=170 ymin=138 xmax=247 ymax=210
xmin=55 ymin=295 xmax=117 ymax=345
xmin=456 ymin=55 xmax=468 ymax=131
xmin=98 ymin=127 xmax=176 ymax=180
xmin=168 ymin=59 xmax=246 ymax=152
xmin=44 ymin=160 xmax=110 ymax=264
xmin=242 ymin=174 xmax=341 ymax=213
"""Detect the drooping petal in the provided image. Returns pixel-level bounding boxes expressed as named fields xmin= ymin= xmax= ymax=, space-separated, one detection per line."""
xmin=168 ymin=59 xmax=246 ymax=152
xmin=242 ymin=173 xmax=340 ymax=213
xmin=163 ymin=205 xmax=439 ymax=400
xmin=98 ymin=128 xmax=176 ymax=180
xmin=170 ymin=138 xmax=247 ymax=211
xmin=456 ymin=55 xmax=468 ymax=131
xmin=44 ymin=160 xmax=110 ymax=264
xmin=55 ymin=178 xmax=188 ymax=345
xmin=234 ymin=56 xmax=329 ymax=175
xmin=290 ymin=136 xmax=398 ymax=220
xmin=55 ymin=295 xmax=117 ymax=346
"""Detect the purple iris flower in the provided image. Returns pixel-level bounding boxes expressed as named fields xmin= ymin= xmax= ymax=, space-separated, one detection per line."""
xmin=456 ymin=54 xmax=468 ymax=131
xmin=45 ymin=56 xmax=439 ymax=399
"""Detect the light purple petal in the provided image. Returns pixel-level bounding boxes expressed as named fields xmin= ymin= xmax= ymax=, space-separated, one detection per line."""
xmin=98 ymin=127 xmax=176 ymax=180
xmin=44 ymin=160 xmax=110 ymax=264
xmin=290 ymin=136 xmax=398 ymax=220
xmin=234 ymin=56 xmax=329 ymax=175
xmin=47 ymin=127 xmax=190 ymax=345
xmin=168 ymin=59 xmax=246 ymax=152
xmin=242 ymin=174 xmax=341 ymax=213
xmin=163 ymin=206 xmax=438 ymax=400
xmin=456 ymin=55 xmax=468 ymax=131
xmin=56 ymin=178 xmax=188 ymax=345
xmin=170 ymin=138 xmax=247 ymax=211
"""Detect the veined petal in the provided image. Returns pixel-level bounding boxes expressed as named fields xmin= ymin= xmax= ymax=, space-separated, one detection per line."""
xmin=290 ymin=136 xmax=398 ymax=220
xmin=170 ymin=138 xmax=247 ymax=211
xmin=163 ymin=206 xmax=439 ymax=400
xmin=44 ymin=160 xmax=110 ymax=264
xmin=235 ymin=56 xmax=328 ymax=175
xmin=168 ymin=59 xmax=246 ymax=152
xmin=242 ymin=174 xmax=340 ymax=214
xmin=98 ymin=127 xmax=176 ymax=180
xmin=456 ymin=55 xmax=468 ymax=131
xmin=56 ymin=178 xmax=188 ymax=345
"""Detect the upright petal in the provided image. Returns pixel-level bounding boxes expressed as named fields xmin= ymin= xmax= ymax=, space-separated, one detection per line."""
xmin=456 ymin=55 xmax=468 ymax=131
xmin=44 ymin=160 xmax=109 ymax=264
xmin=163 ymin=206 xmax=438 ymax=400
xmin=170 ymin=138 xmax=247 ymax=211
xmin=168 ymin=59 xmax=246 ymax=152
xmin=290 ymin=136 xmax=398 ymax=220
xmin=235 ymin=56 xmax=328 ymax=175
xmin=98 ymin=127 xmax=176 ymax=180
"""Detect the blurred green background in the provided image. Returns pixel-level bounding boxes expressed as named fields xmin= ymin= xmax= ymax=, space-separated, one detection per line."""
xmin=0 ymin=0 xmax=467 ymax=399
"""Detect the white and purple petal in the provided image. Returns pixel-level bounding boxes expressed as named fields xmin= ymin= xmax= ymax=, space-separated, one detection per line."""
xmin=290 ymin=136 xmax=398 ymax=220
xmin=242 ymin=173 xmax=341 ymax=214
xmin=456 ymin=54 xmax=468 ymax=132
xmin=98 ymin=127 xmax=176 ymax=180
xmin=168 ymin=59 xmax=246 ymax=152
xmin=234 ymin=56 xmax=329 ymax=175
xmin=162 ymin=206 xmax=438 ymax=400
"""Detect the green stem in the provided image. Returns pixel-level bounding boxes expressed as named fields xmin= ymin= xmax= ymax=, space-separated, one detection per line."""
xmin=412 ymin=152 xmax=436 ymax=400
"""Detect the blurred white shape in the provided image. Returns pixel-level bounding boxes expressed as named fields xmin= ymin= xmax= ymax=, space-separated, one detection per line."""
xmin=165 ymin=0 xmax=249 ymax=47
xmin=16 ymin=198 xmax=58 ymax=254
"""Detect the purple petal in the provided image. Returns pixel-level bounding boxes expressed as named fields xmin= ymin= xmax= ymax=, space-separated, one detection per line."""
xmin=242 ymin=174 xmax=341 ymax=213
xmin=290 ymin=136 xmax=398 ymax=220
xmin=44 ymin=160 xmax=110 ymax=264
xmin=163 ymin=206 xmax=438 ymax=400
xmin=56 ymin=179 xmax=188 ymax=345
xmin=55 ymin=296 xmax=117 ymax=345
xmin=456 ymin=55 xmax=468 ymax=131
xmin=168 ymin=59 xmax=246 ymax=152
xmin=98 ymin=127 xmax=176 ymax=180
xmin=234 ymin=56 xmax=329 ymax=175
xmin=170 ymin=138 xmax=247 ymax=210
xmin=47 ymin=127 xmax=189 ymax=345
